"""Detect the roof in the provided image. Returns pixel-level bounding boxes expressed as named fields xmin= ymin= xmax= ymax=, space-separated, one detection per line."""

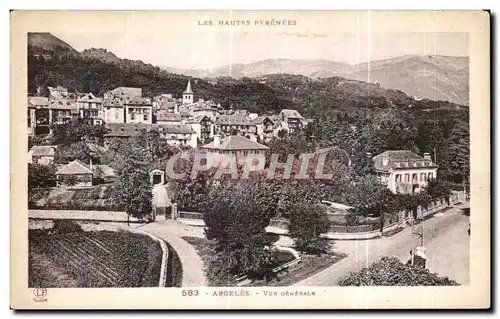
xmin=77 ymin=93 xmax=103 ymax=103
xmin=104 ymin=123 xmax=194 ymax=137
xmin=28 ymin=96 xmax=50 ymax=107
xmin=158 ymin=124 xmax=195 ymax=135
xmin=125 ymin=96 xmax=152 ymax=106
xmin=55 ymin=160 xmax=93 ymax=175
xmin=103 ymin=99 xmax=124 ymax=108
xmin=202 ymin=135 xmax=269 ymax=151
xmin=29 ymin=145 xmax=57 ymax=157
xmin=215 ymin=115 xmax=253 ymax=126
xmin=183 ymin=80 xmax=193 ymax=94
xmin=48 ymin=99 xmax=78 ymax=110
xmin=372 ymin=150 xmax=436 ymax=172
xmin=188 ymin=115 xmax=212 ymax=124
xmin=93 ymin=165 xmax=116 ymax=178
xmin=156 ymin=112 xmax=181 ymax=122
xmin=280 ymin=109 xmax=304 ymax=119
xmin=251 ymin=116 xmax=273 ymax=125
xmin=110 ymin=87 xmax=142 ymax=97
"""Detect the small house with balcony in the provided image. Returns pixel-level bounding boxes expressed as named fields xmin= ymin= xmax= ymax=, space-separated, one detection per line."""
xmin=279 ymin=109 xmax=305 ymax=134
xmin=188 ymin=115 xmax=214 ymax=144
xmin=372 ymin=150 xmax=438 ymax=194
xmin=77 ymin=93 xmax=104 ymax=125
xmin=251 ymin=116 xmax=274 ymax=143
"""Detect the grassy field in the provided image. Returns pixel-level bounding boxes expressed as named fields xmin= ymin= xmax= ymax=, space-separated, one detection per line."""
xmin=29 ymin=229 xmax=163 ymax=288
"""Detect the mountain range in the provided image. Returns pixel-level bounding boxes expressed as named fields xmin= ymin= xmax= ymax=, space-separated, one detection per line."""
xmin=163 ymin=55 xmax=469 ymax=106
xmin=28 ymin=32 xmax=469 ymax=106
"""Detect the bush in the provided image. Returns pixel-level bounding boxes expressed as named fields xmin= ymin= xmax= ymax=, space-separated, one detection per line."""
xmin=345 ymin=214 xmax=359 ymax=226
xmin=338 ymin=256 xmax=459 ymax=286
xmin=52 ymin=220 xmax=83 ymax=233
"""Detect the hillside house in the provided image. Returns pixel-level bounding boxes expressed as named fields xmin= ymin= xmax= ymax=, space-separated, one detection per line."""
xmin=156 ymin=111 xmax=182 ymax=125
xmin=373 ymin=150 xmax=438 ymax=194
xmin=55 ymin=160 xmax=94 ymax=187
xmin=214 ymin=115 xmax=257 ymax=138
xmin=48 ymin=86 xmax=69 ymax=100
xmin=202 ymin=134 xmax=269 ymax=167
xmin=28 ymin=145 xmax=58 ymax=165
xmin=103 ymin=99 xmax=125 ymax=124
xmin=251 ymin=116 xmax=274 ymax=143
xmin=55 ymin=160 xmax=115 ymax=188
xmin=157 ymin=124 xmax=198 ymax=148
xmin=48 ymin=99 xmax=79 ymax=125
xmin=191 ymin=99 xmax=218 ymax=120
xmin=279 ymin=109 xmax=305 ymax=134
xmin=189 ymin=115 xmax=214 ymax=143
xmin=77 ymin=93 xmax=104 ymax=125
xmin=104 ymin=123 xmax=197 ymax=149
xmin=124 ymin=97 xmax=153 ymax=124
xmin=27 ymin=96 xmax=51 ymax=136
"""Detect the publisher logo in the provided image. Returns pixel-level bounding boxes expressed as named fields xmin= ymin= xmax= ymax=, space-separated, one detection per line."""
xmin=33 ymin=287 xmax=47 ymax=302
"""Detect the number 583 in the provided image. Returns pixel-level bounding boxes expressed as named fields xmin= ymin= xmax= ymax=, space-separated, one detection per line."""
xmin=182 ymin=290 xmax=199 ymax=296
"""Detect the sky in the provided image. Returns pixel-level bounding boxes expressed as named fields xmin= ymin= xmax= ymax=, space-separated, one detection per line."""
xmin=46 ymin=12 xmax=468 ymax=70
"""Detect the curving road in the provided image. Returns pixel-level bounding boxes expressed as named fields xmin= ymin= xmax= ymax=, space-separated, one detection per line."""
xmin=294 ymin=202 xmax=470 ymax=286
xmin=137 ymin=222 xmax=208 ymax=287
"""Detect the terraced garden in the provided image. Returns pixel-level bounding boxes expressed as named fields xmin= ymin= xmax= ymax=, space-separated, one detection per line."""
xmin=29 ymin=229 xmax=163 ymax=288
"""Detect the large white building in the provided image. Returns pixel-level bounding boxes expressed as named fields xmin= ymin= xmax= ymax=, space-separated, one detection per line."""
xmin=373 ymin=150 xmax=438 ymax=194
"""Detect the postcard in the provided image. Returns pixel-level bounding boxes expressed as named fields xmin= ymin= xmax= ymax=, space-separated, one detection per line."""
xmin=10 ymin=10 xmax=490 ymax=309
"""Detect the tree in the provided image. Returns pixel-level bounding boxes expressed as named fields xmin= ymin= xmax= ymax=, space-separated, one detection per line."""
xmin=201 ymin=182 xmax=276 ymax=282
xmin=115 ymin=157 xmax=153 ymax=221
xmin=344 ymin=175 xmax=398 ymax=232
xmin=51 ymin=119 xmax=109 ymax=145
xmin=338 ymin=256 xmax=459 ymax=286
xmin=54 ymin=142 xmax=97 ymax=164
xmin=423 ymin=179 xmax=453 ymax=205
xmin=28 ymin=163 xmax=57 ymax=189
xmin=288 ymin=203 xmax=330 ymax=253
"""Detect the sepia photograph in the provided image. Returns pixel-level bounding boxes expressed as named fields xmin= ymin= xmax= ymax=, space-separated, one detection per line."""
xmin=10 ymin=10 xmax=490 ymax=309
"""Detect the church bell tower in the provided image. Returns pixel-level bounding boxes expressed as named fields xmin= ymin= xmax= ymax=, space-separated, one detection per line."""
xmin=182 ymin=80 xmax=194 ymax=105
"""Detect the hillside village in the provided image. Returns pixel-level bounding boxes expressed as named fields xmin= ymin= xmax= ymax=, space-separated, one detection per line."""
xmin=26 ymin=32 xmax=471 ymax=289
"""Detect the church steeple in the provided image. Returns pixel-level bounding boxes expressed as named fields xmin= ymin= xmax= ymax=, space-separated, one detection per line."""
xmin=182 ymin=80 xmax=194 ymax=104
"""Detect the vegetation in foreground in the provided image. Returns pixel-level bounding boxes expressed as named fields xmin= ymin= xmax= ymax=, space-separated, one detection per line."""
xmin=29 ymin=221 xmax=163 ymax=288
xmin=338 ymin=256 xmax=459 ymax=286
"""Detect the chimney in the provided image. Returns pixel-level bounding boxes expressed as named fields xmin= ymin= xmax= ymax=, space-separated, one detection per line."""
xmin=382 ymin=154 xmax=389 ymax=166
xmin=213 ymin=134 xmax=221 ymax=146
xmin=89 ymin=158 xmax=93 ymax=171
xmin=174 ymin=103 xmax=179 ymax=114
xmin=423 ymin=152 xmax=431 ymax=161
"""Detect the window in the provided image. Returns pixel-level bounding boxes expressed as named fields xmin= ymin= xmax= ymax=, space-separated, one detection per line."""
xmin=420 ymin=173 xmax=427 ymax=182
xmin=428 ymin=172 xmax=433 ymax=180
xmin=395 ymin=174 xmax=401 ymax=183
xmin=405 ymin=174 xmax=410 ymax=183
xmin=144 ymin=114 xmax=148 ymax=121
xmin=131 ymin=113 xmax=135 ymax=120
